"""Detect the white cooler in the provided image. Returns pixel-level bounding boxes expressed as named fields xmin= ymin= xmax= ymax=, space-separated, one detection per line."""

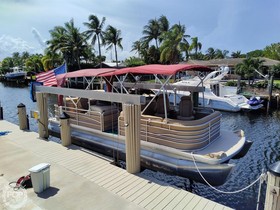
xmin=29 ymin=163 xmax=50 ymax=193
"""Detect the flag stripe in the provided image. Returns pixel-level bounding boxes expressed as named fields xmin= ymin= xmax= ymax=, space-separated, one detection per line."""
xmin=36 ymin=64 xmax=66 ymax=86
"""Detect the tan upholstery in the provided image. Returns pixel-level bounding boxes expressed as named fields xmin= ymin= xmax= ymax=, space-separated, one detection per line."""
xmin=177 ymin=96 xmax=194 ymax=120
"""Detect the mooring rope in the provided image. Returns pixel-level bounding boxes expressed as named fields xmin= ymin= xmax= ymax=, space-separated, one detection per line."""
xmin=191 ymin=153 xmax=266 ymax=194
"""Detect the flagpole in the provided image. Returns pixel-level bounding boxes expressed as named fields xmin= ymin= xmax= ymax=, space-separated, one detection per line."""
xmin=64 ymin=60 xmax=68 ymax=73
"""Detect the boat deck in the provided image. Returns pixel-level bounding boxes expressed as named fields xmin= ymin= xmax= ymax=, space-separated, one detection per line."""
xmin=0 ymin=120 xmax=232 ymax=210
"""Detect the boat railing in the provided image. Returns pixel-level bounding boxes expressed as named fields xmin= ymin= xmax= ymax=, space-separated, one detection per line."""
xmin=118 ymin=110 xmax=221 ymax=150
xmin=54 ymin=103 xmax=119 ymax=132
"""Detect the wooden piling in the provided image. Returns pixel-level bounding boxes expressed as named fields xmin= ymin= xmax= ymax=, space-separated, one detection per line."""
xmin=0 ymin=101 xmax=3 ymax=120
xmin=60 ymin=112 xmax=71 ymax=146
xmin=123 ymin=103 xmax=141 ymax=174
xmin=17 ymin=103 xmax=28 ymax=130
xmin=267 ymin=76 xmax=274 ymax=113
xmin=36 ymin=92 xmax=49 ymax=139
xmin=276 ymin=93 xmax=279 ymax=110
xmin=264 ymin=161 xmax=280 ymax=210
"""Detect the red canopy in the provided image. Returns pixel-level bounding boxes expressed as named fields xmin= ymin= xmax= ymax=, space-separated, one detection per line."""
xmin=56 ymin=68 xmax=118 ymax=86
xmin=56 ymin=64 xmax=212 ymax=86
xmin=101 ymin=64 xmax=212 ymax=76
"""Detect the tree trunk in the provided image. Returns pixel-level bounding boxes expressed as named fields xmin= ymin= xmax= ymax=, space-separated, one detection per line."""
xmin=114 ymin=45 xmax=118 ymax=68
xmin=97 ymin=36 xmax=102 ymax=68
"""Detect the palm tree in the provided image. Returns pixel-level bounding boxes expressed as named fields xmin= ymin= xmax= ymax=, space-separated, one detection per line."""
xmin=222 ymin=50 xmax=229 ymax=58
xmin=231 ymin=51 xmax=242 ymax=58
xmin=235 ymin=58 xmax=264 ymax=85
xmin=131 ymin=40 xmax=143 ymax=58
xmin=189 ymin=37 xmax=202 ymax=59
xmin=159 ymin=23 xmax=189 ymax=64
xmin=158 ymin=15 xmax=169 ymax=33
xmin=205 ymin=47 xmax=215 ymax=60
xmin=47 ymin=26 xmax=68 ymax=62
xmin=12 ymin=52 xmax=21 ymax=67
xmin=25 ymin=54 xmax=44 ymax=73
xmin=64 ymin=19 xmax=88 ymax=69
xmin=214 ymin=49 xmax=224 ymax=59
xmin=142 ymin=18 xmax=161 ymax=49
xmin=158 ymin=15 xmax=169 ymax=44
xmin=103 ymin=25 xmax=123 ymax=67
xmin=47 ymin=19 xmax=88 ymax=69
xmin=176 ymin=23 xmax=190 ymax=60
xmin=84 ymin=15 xmax=106 ymax=67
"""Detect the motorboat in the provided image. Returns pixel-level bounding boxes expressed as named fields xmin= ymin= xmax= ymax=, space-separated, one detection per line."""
xmin=171 ymin=66 xmax=263 ymax=112
xmin=38 ymin=64 xmax=252 ymax=186
xmin=4 ymin=67 xmax=26 ymax=82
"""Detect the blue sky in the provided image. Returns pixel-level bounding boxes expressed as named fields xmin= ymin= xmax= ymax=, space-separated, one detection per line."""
xmin=0 ymin=0 xmax=279 ymax=61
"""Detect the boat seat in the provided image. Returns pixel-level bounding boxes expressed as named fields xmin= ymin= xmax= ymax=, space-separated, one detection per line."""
xmin=155 ymin=94 xmax=170 ymax=117
xmin=142 ymin=97 xmax=157 ymax=115
xmin=177 ymin=96 xmax=194 ymax=120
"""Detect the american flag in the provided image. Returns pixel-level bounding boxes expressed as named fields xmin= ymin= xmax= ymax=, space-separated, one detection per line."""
xmin=36 ymin=64 xmax=66 ymax=86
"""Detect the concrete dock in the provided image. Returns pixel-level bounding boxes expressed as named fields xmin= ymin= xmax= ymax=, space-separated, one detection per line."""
xmin=0 ymin=120 xmax=232 ymax=210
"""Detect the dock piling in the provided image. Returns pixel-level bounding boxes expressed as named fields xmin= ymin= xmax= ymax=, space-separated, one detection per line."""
xmin=276 ymin=93 xmax=279 ymax=110
xmin=123 ymin=104 xmax=141 ymax=174
xmin=17 ymin=103 xmax=29 ymax=130
xmin=0 ymin=101 xmax=3 ymax=120
xmin=36 ymin=92 xmax=49 ymax=139
xmin=59 ymin=112 xmax=71 ymax=146
xmin=267 ymin=76 xmax=274 ymax=113
xmin=264 ymin=161 xmax=280 ymax=210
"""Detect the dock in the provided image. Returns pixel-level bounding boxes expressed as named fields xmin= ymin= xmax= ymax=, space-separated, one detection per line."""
xmin=0 ymin=120 xmax=232 ymax=210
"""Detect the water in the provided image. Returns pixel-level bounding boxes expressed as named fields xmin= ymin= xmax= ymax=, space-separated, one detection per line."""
xmin=1 ymin=82 xmax=279 ymax=210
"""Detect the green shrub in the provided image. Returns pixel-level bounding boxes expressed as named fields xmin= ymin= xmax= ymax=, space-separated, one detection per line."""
xmin=253 ymin=81 xmax=268 ymax=88
xmin=225 ymin=80 xmax=246 ymax=87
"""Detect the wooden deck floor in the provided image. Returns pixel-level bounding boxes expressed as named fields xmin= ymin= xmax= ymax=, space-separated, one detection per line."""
xmin=0 ymin=120 xmax=232 ymax=210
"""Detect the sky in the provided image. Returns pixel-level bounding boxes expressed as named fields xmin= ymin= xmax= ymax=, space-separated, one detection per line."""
xmin=0 ymin=0 xmax=279 ymax=61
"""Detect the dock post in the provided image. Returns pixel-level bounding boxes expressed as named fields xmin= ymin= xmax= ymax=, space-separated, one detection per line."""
xmin=17 ymin=103 xmax=29 ymax=130
xmin=36 ymin=92 xmax=49 ymax=139
xmin=276 ymin=93 xmax=279 ymax=110
xmin=59 ymin=112 xmax=71 ymax=146
xmin=267 ymin=76 xmax=274 ymax=113
xmin=0 ymin=101 xmax=3 ymax=120
xmin=264 ymin=161 xmax=280 ymax=210
xmin=123 ymin=103 xmax=141 ymax=174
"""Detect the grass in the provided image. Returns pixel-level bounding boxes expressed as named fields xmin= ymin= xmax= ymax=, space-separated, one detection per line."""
xmin=274 ymin=80 xmax=280 ymax=85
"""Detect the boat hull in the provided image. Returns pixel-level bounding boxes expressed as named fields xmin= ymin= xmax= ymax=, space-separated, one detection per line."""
xmin=49 ymin=121 xmax=234 ymax=186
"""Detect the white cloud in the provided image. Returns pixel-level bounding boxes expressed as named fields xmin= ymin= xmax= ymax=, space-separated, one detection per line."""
xmin=0 ymin=35 xmax=42 ymax=59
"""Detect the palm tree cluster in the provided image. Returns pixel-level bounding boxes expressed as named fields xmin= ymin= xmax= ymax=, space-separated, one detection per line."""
xmin=46 ymin=15 xmax=123 ymax=71
xmin=235 ymin=58 xmax=265 ymax=85
xmin=131 ymin=15 xmax=197 ymax=64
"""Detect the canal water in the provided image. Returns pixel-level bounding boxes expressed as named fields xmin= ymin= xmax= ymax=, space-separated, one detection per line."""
xmin=1 ymin=82 xmax=279 ymax=210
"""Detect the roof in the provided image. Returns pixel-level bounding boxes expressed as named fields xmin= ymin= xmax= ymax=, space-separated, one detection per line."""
xmin=187 ymin=57 xmax=280 ymax=67
xmin=95 ymin=62 xmax=126 ymax=68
